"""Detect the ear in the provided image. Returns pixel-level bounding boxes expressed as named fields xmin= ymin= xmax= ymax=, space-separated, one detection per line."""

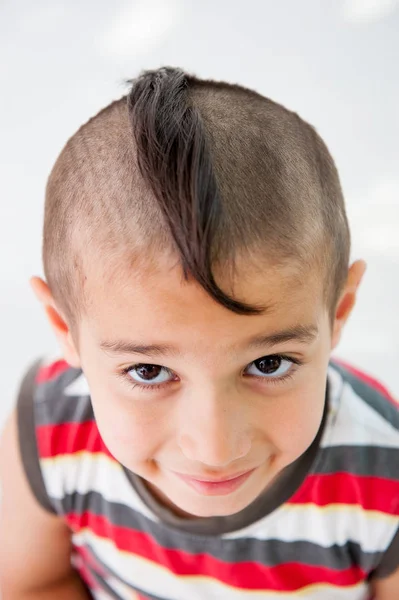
xmin=30 ymin=276 xmax=81 ymax=368
xmin=331 ymin=259 xmax=367 ymax=350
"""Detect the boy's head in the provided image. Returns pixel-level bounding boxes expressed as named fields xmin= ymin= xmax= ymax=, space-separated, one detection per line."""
xmin=32 ymin=67 xmax=365 ymax=518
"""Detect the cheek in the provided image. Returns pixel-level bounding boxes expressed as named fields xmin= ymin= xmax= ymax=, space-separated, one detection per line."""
xmin=259 ymin=378 xmax=326 ymax=460
xmin=89 ymin=388 xmax=167 ymax=466
xmin=272 ymin=349 xmax=330 ymax=457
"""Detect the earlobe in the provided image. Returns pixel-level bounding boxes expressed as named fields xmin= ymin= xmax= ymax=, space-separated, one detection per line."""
xmin=331 ymin=260 xmax=367 ymax=350
xmin=30 ymin=276 xmax=81 ymax=368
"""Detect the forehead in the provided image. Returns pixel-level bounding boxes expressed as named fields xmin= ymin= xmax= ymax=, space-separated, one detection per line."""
xmin=81 ymin=250 xmax=325 ymax=353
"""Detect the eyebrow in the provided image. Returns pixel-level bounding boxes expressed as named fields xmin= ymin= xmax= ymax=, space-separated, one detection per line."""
xmin=245 ymin=324 xmax=319 ymax=350
xmin=99 ymin=324 xmax=318 ymax=358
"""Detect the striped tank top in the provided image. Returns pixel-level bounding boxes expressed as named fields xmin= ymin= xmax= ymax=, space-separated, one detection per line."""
xmin=17 ymin=357 xmax=399 ymax=600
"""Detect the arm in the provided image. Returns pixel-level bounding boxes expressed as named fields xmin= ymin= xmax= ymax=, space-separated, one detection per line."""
xmin=372 ymin=567 xmax=399 ymax=600
xmin=0 ymin=409 xmax=91 ymax=599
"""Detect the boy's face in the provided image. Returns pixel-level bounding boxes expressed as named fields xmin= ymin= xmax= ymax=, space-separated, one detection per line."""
xmin=35 ymin=255 xmax=364 ymax=519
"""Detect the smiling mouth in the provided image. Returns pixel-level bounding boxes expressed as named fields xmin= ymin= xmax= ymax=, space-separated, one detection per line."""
xmin=172 ymin=468 xmax=257 ymax=496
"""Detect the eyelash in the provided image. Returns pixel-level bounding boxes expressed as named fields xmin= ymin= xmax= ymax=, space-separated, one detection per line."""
xmin=118 ymin=354 xmax=303 ymax=393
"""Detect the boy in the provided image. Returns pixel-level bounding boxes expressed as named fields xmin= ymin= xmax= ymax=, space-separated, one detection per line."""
xmin=0 ymin=66 xmax=398 ymax=599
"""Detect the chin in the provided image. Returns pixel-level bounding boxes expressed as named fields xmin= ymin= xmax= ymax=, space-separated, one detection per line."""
xmin=168 ymin=491 xmax=256 ymax=519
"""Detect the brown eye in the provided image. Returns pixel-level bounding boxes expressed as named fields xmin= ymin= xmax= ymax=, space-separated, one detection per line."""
xmin=245 ymin=355 xmax=294 ymax=379
xmin=128 ymin=364 xmax=173 ymax=386
xmin=254 ymin=356 xmax=282 ymax=374
xmin=135 ymin=364 xmax=163 ymax=380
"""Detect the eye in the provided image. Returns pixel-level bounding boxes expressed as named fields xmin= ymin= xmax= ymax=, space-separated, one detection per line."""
xmin=244 ymin=354 xmax=298 ymax=381
xmin=127 ymin=364 xmax=174 ymax=386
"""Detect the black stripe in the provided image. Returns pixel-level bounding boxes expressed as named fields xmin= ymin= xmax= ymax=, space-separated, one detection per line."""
xmin=316 ymin=445 xmax=399 ymax=479
xmin=330 ymin=361 xmax=399 ymax=429
xmin=61 ymin=490 xmax=381 ymax=573
xmin=35 ymin=392 xmax=94 ymax=426
xmin=17 ymin=359 xmax=56 ymax=514
xmin=372 ymin=524 xmax=399 ymax=579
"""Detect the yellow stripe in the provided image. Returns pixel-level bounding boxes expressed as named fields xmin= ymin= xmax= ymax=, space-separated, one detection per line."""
xmin=280 ymin=501 xmax=398 ymax=522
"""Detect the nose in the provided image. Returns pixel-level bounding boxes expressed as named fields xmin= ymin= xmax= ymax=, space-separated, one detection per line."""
xmin=177 ymin=385 xmax=252 ymax=468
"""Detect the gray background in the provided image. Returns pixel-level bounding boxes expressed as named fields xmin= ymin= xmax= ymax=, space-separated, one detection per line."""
xmin=1 ymin=0 xmax=398 ymax=434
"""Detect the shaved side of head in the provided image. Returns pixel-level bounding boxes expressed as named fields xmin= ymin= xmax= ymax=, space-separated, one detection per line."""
xmin=43 ymin=67 xmax=350 ymax=330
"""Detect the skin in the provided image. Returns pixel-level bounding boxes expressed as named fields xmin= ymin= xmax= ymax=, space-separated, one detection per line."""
xmin=29 ymin=255 xmax=399 ymax=595
xmin=32 ymin=255 xmax=364 ymax=518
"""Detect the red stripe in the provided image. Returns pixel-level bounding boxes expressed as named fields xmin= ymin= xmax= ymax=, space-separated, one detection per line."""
xmin=333 ymin=357 xmax=397 ymax=406
xmin=290 ymin=473 xmax=399 ymax=515
xmin=37 ymin=421 xmax=112 ymax=459
xmin=35 ymin=359 xmax=70 ymax=383
xmin=69 ymin=512 xmax=365 ymax=591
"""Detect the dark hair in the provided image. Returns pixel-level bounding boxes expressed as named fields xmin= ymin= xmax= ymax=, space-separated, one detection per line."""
xmin=43 ymin=66 xmax=350 ymax=326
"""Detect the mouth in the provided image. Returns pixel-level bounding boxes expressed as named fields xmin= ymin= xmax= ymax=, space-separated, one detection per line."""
xmin=172 ymin=468 xmax=257 ymax=496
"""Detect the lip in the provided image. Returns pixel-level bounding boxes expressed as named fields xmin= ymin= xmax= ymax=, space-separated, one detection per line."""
xmin=173 ymin=468 xmax=256 ymax=496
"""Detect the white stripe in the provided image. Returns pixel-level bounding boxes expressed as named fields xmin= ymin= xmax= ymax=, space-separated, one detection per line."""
xmin=92 ymin=591 xmax=116 ymax=600
xmin=73 ymin=530 xmax=369 ymax=600
xmin=73 ymin=547 xmax=138 ymax=600
xmin=41 ymin=452 xmax=158 ymax=522
xmin=222 ymin=502 xmax=397 ymax=554
xmin=322 ymin=375 xmax=399 ymax=448
xmin=64 ymin=373 xmax=91 ymax=397
xmin=106 ymin=576 xmax=142 ymax=600
xmin=326 ymin=365 xmax=345 ymax=413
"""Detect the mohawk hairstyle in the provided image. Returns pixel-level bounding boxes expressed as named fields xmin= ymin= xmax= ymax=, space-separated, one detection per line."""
xmin=127 ymin=67 xmax=257 ymax=314
xmin=43 ymin=66 xmax=350 ymax=327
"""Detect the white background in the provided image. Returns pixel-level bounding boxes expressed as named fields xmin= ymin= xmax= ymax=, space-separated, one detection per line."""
xmin=0 ymin=0 xmax=398 ymax=433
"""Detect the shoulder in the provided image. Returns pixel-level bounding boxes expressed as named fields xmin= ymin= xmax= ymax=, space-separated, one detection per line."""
xmin=16 ymin=357 xmax=108 ymax=514
xmin=317 ymin=359 xmax=399 ymax=517
xmin=318 ymin=360 xmax=399 ymax=555
xmin=29 ymin=356 xmax=106 ymax=458
xmin=24 ymin=358 xmax=149 ymax=531
xmin=34 ymin=356 xmax=91 ymax=417
xmin=327 ymin=358 xmax=399 ymax=449
xmin=298 ymin=360 xmax=399 ymax=580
